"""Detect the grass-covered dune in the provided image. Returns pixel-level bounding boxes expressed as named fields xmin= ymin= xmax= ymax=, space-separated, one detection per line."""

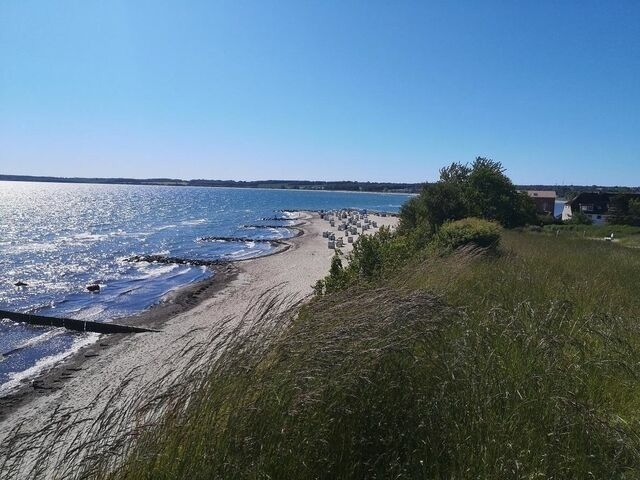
xmin=541 ymin=223 xmax=640 ymax=248
xmin=102 ymin=160 xmax=640 ymax=479
xmin=102 ymin=228 xmax=640 ymax=479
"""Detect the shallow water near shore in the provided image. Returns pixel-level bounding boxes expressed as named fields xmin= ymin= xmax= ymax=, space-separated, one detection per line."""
xmin=0 ymin=181 xmax=411 ymax=394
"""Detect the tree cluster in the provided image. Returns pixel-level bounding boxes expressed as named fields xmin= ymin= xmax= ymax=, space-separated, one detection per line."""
xmin=399 ymin=157 xmax=536 ymax=235
xmin=609 ymin=194 xmax=640 ymax=226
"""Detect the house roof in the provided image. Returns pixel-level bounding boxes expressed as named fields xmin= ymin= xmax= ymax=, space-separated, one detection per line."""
xmin=526 ymin=190 xmax=556 ymax=199
xmin=567 ymin=192 xmax=611 ymax=207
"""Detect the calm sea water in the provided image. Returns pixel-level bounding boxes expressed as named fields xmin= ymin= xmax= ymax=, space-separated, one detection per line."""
xmin=0 ymin=181 xmax=411 ymax=394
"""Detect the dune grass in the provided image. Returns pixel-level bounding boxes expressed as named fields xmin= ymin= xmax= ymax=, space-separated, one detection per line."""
xmin=542 ymin=224 xmax=640 ymax=248
xmin=96 ymin=230 xmax=640 ymax=479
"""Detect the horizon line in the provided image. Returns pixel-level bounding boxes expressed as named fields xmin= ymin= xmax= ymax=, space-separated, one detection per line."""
xmin=1 ymin=173 xmax=639 ymax=190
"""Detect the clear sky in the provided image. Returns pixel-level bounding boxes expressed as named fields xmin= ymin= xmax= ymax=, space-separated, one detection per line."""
xmin=0 ymin=1 xmax=638 ymax=185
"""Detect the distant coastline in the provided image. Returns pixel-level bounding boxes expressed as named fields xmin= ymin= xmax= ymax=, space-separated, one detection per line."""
xmin=0 ymin=174 xmax=421 ymax=194
xmin=2 ymin=174 xmax=639 ymax=199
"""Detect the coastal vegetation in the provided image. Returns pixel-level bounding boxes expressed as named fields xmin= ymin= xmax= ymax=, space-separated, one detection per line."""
xmin=399 ymin=157 xmax=536 ymax=234
xmin=540 ymin=223 xmax=640 ymax=248
xmin=87 ymin=160 xmax=640 ymax=478
xmin=609 ymin=193 xmax=640 ymax=226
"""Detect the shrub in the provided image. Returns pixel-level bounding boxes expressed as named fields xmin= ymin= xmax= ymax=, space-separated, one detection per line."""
xmin=314 ymin=254 xmax=352 ymax=295
xmin=536 ymin=213 xmax=560 ymax=226
xmin=434 ymin=217 xmax=501 ymax=251
xmin=567 ymin=211 xmax=593 ymax=225
xmin=348 ymin=226 xmax=414 ymax=279
xmin=314 ymin=227 xmax=416 ymax=295
xmin=609 ymin=194 xmax=640 ymax=226
xmin=397 ymin=196 xmax=426 ymax=233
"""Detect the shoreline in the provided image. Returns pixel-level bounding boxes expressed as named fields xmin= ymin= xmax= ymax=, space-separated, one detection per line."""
xmin=0 ymin=210 xmax=398 ymax=477
xmin=0 ymin=264 xmax=238 ymax=420
xmin=0 ymin=220 xmax=301 ymax=420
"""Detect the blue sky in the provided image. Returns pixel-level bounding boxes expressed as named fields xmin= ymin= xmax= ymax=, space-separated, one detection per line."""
xmin=0 ymin=1 xmax=638 ymax=185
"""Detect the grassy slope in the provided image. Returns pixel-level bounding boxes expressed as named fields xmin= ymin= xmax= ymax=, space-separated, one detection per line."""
xmin=543 ymin=224 xmax=640 ymax=248
xmin=107 ymin=231 xmax=640 ymax=479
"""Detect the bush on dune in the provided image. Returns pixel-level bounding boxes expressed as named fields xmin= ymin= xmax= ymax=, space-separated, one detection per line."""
xmin=433 ymin=217 xmax=501 ymax=252
xmin=314 ymin=226 xmax=413 ymax=295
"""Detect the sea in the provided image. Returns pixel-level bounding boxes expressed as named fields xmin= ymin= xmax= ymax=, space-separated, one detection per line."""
xmin=0 ymin=181 xmax=412 ymax=395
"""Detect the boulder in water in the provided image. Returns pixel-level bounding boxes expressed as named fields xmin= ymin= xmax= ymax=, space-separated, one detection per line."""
xmin=86 ymin=284 xmax=100 ymax=293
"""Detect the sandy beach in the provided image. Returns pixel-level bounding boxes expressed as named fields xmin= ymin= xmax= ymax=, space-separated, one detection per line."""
xmin=0 ymin=210 xmax=398 ymax=478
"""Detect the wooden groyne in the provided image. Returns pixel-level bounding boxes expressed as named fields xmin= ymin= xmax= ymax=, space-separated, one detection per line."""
xmin=0 ymin=310 xmax=158 ymax=334
xmin=242 ymin=223 xmax=303 ymax=229
xmin=199 ymin=236 xmax=274 ymax=244
xmin=125 ymin=254 xmax=227 ymax=266
xmin=260 ymin=216 xmax=293 ymax=221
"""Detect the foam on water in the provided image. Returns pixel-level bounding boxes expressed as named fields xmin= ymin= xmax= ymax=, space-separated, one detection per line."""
xmin=181 ymin=218 xmax=207 ymax=225
xmin=0 ymin=333 xmax=100 ymax=397
xmin=135 ymin=262 xmax=180 ymax=277
xmin=72 ymin=232 xmax=110 ymax=242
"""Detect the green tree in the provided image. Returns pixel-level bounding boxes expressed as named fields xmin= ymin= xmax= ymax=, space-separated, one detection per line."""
xmin=421 ymin=181 xmax=469 ymax=229
xmin=629 ymin=198 xmax=640 ymax=218
xmin=609 ymin=194 xmax=640 ymax=226
xmin=398 ymin=196 xmax=425 ymax=233
xmin=465 ymin=158 xmax=536 ymax=227
xmin=314 ymin=254 xmax=351 ymax=295
xmin=399 ymin=157 xmax=536 ymax=232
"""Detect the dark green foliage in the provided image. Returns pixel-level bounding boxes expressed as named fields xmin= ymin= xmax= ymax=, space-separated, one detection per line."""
xmin=315 ymin=227 xmax=414 ymax=295
xmin=314 ymin=254 xmax=352 ymax=295
xmin=568 ymin=211 xmax=593 ymax=225
xmin=536 ymin=213 xmax=560 ymax=226
xmin=397 ymin=196 xmax=424 ymax=232
xmin=609 ymin=194 xmax=640 ymax=226
xmin=349 ymin=226 xmax=395 ymax=278
xmin=434 ymin=218 xmax=501 ymax=251
xmin=400 ymin=157 xmax=536 ymax=232
xmin=420 ymin=181 xmax=468 ymax=229
xmin=502 ymin=189 xmax=538 ymax=227
xmin=397 ymin=197 xmax=431 ymax=247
